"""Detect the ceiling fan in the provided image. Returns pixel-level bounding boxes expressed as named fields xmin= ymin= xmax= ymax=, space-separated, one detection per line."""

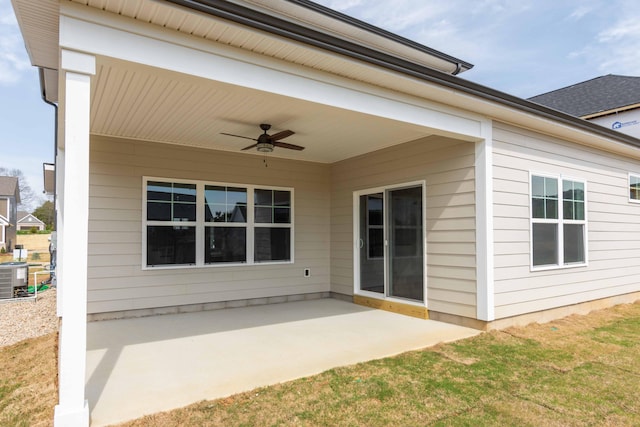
xmin=221 ymin=123 xmax=305 ymax=152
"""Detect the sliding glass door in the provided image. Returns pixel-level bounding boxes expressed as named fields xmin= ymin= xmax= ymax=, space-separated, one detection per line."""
xmin=357 ymin=183 xmax=424 ymax=302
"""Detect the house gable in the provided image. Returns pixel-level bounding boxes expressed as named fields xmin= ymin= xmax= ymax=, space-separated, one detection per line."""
xmin=17 ymin=213 xmax=46 ymax=230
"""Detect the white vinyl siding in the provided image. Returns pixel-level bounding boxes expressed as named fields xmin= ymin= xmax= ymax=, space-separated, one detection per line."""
xmin=331 ymin=136 xmax=477 ymax=318
xmin=87 ymin=135 xmax=330 ymax=314
xmin=493 ymin=122 xmax=640 ymax=318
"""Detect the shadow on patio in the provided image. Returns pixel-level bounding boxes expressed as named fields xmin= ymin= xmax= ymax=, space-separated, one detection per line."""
xmin=86 ymin=298 xmax=480 ymax=426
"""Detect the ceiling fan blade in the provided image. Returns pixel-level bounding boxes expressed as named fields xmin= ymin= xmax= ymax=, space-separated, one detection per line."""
xmin=242 ymin=143 xmax=259 ymax=151
xmin=273 ymin=141 xmax=305 ymax=151
xmin=220 ymin=132 xmax=257 ymax=141
xmin=269 ymin=130 xmax=294 ymax=141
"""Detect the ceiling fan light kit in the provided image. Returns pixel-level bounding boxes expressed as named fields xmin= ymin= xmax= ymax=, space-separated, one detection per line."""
xmin=257 ymin=142 xmax=274 ymax=152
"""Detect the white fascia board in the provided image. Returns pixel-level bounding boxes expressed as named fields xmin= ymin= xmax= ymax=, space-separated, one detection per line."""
xmin=58 ymin=3 xmax=483 ymax=141
xmin=475 ymin=119 xmax=494 ymax=321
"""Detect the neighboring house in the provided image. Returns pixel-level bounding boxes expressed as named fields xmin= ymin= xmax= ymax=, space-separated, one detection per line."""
xmin=11 ymin=1 xmax=640 ymax=425
xmin=529 ymin=74 xmax=640 ymax=138
xmin=17 ymin=211 xmax=46 ymax=231
xmin=0 ymin=177 xmax=20 ymax=251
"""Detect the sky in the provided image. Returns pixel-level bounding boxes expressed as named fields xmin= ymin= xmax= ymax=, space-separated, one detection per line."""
xmin=1 ymin=0 xmax=640 ymax=209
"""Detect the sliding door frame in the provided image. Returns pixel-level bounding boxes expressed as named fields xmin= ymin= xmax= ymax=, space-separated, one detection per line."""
xmin=352 ymin=180 xmax=427 ymax=306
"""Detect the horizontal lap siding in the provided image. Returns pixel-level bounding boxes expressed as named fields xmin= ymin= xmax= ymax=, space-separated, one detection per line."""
xmin=493 ymin=123 xmax=640 ymax=318
xmin=330 ymin=136 xmax=477 ymax=317
xmin=87 ymin=136 xmax=330 ymax=314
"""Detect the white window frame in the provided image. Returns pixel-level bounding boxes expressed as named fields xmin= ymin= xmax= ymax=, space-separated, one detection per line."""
xmin=529 ymin=172 xmax=588 ymax=271
xmin=629 ymin=173 xmax=640 ymax=203
xmin=142 ymin=177 xmax=294 ymax=270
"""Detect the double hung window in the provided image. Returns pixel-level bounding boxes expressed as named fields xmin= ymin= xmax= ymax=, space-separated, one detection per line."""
xmin=146 ymin=181 xmax=197 ymax=266
xmin=531 ymin=174 xmax=586 ymax=269
xmin=144 ymin=178 xmax=293 ymax=268
xmin=204 ymin=186 xmax=247 ymax=264
xmin=254 ymin=189 xmax=291 ymax=262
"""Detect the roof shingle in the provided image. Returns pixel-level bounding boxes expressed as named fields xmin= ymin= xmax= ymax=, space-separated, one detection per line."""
xmin=0 ymin=176 xmax=19 ymax=197
xmin=528 ymin=75 xmax=640 ymax=117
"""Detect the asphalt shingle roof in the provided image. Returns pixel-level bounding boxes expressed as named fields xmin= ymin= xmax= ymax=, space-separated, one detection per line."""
xmin=0 ymin=176 xmax=19 ymax=197
xmin=528 ymin=75 xmax=640 ymax=117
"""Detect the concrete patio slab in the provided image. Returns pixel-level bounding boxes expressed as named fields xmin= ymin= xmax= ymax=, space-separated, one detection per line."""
xmin=86 ymin=298 xmax=480 ymax=426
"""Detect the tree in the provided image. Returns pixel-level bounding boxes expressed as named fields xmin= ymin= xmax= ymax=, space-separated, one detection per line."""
xmin=32 ymin=200 xmax=55 ymax=230
xmin=0 ymin=167 xmax=39 ymax=210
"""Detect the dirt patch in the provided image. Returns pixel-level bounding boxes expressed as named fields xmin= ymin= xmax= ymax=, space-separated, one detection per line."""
xmin=16 ymin=234 xmax=51 ymax=253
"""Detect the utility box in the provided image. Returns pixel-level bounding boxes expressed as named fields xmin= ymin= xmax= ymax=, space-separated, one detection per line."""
xmin=0 ymin=262 xmax=29 ymax=299
xmin=13 ymin=244 xmax=28 ymax=261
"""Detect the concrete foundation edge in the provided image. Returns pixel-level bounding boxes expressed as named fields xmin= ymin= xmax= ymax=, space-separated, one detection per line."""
xmin=429 ymin=291 xmax=640 ymax=331
xmin=87 ymin=290 xmax=640 ymax=330
xmin=87 ymin=292 xmax=332 ymax=321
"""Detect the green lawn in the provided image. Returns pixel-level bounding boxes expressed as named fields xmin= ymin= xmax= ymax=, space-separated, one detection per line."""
xmin=118 ymin=302 xmax=640 ymax=427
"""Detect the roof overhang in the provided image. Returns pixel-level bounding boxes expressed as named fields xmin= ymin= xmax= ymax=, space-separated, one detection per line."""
xmin=167 ymin=0 xmax=474 ymax=75
xmin=11 ymin=0 xmax=640 ymax=163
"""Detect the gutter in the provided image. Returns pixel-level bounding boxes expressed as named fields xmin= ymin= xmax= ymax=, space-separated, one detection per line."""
xmin=38 ymin=68 xmax=58 ymax=231
xmin=284 ymin=0 xmax=473 ymax=73
xmin=164 ymin=0 xmax=640 ymax=150
xmin=164 ymin=0 xmax=472 ymax=73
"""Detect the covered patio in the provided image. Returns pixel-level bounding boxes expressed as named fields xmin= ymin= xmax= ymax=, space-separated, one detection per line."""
xmin=12 ymin=1 xmax=491 ymax=425
xmin=86 ymin=298 xmax=480 ymax=426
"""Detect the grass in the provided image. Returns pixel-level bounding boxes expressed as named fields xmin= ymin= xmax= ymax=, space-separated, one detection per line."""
xmin=0 ymin=333 xmax=57 ymax=427
xmin=1 ymin=302 xmax=639 ymax=426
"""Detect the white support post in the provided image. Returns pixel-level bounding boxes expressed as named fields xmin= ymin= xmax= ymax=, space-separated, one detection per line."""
xmin=475 ymin=120 xmax=495 ymax=321
xmin=55 ymin=145 xmax=64 ymax=317
xmin=54 ymin=50 xmax=95 ymax=427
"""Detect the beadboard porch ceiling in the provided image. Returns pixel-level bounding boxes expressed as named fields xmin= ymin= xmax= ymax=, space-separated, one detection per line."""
xmin=89 ymin=56 xmax=435 ymax=164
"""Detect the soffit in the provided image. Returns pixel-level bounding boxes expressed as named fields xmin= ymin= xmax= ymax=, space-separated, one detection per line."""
xmin=90 ymin=56 xmax=433 ymax=163
xmin=67 ymin=0 xmax=459 ymax=89
xmin=230 ymin=0 xmax=468 ymax=74
xmin=14 ymin=0 xmax=456 ymax=87
xmin=72 ymin=0 xmax=466 ymax=74
xmin=10 ymin=0 xmax=59 ymax=69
